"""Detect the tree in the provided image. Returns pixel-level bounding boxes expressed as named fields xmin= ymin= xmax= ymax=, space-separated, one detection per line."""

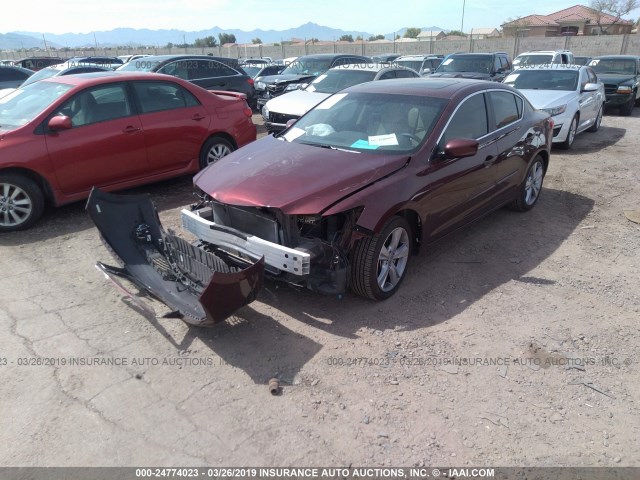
xmin=339 ymin=34 xmax=354 ymax=42
xmin=355 ymin=35 xmax=363 ymax=41
xmin=165 ymin=42 xmax=174 ymax=49
xmin=403 ymin=27 xmax=421 ymax=38
xmin=252 ymin=38 xmax=262 ymax=44
xmin=195 ymin=36 xmax=217 ymax=47
xmin=368 ymin=34 xmax=385 ymax=41
xmin=446 ymin=30 xmax=467 ymax=37
xmin=590 ymin=0 xmax=639 ymax=34
xmin=218 ymin=33 xmax=237 ymax=45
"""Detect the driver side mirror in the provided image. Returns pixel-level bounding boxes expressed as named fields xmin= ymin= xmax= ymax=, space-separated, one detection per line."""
xmin=420 ymin=68 xmax=431 ymax=75
xmin=435 ymin=138 xmax=479 ymax=161
xmin=582 ymin=82 xmax=599 ymax=92
xmin=48 ymin=115 xmax=72 ymax=131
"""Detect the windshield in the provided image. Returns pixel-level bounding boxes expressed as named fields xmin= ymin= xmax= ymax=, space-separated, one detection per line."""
xmin=513 ymin=54 xmax=553 ymax=67
xmin=306 ymin=69 xmax=377 ymax=93
xmin=241 ymin=66 xmax=261 ymax=77
xmin=573 ymin=56 xmax=591 ymax=66
xmin=504 ymin=70 xmax=578 ymax=91
xmin=435 ymin=55 xmax=492 ymax=74
xmin=394 ymin=60 xmax=423 ymax=72
xmin=117 ymin=59 xmax=162 ymax=72
xmin=0 ymin=81 xmax=72 ymax=129
xmin=588 ymin=58 xmax=636 ymax=75
xmin=281 ymin=58 xmax=333 ymax=76
xmin=281 ymin=92 xmax=447 ymax=154
xmin=21 ymin=67 xmax=59 ymax=87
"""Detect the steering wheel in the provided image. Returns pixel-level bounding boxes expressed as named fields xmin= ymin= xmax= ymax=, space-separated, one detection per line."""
xmin=398 ymin=133 xmax=421 ymax=145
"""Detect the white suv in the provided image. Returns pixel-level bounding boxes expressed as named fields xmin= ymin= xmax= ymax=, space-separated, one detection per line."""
xmin=513 ymin=50 xmax=574 ymax=69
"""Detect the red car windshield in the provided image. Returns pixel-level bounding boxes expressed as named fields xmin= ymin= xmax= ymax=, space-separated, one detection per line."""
xmin=281 ymin=92 xmax=447 ymax=153
xmin=0 ymin=81 xmax=73 ymax=130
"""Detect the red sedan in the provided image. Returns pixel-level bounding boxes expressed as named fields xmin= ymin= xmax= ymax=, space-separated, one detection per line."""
xmin=0 ymin=71 xmax=256 ymax=232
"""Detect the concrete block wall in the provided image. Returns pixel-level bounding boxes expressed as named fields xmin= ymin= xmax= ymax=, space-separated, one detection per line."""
xmin=4 ymin=34 xmax=640 ymax=62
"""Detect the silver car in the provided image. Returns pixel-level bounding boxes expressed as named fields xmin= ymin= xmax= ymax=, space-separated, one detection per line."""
xmin=261 ymin=63 xmax=420 ymax=133
xmin=504 ymin=65 xmax=605 ymax=149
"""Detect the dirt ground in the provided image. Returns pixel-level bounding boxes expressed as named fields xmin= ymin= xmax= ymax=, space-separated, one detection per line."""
xmin=1 ymin=109 xmax=639 ymax=468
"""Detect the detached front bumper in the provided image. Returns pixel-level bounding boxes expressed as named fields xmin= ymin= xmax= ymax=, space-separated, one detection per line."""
xmin=87 ymin=189 xmax=264 ymax=326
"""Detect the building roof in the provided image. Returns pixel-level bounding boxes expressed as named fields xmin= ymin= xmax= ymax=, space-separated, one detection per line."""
xmin=502 ymin=4 xmax=633 ymax=28
xmin=470 ymin=28 xmax=500 ymax=34
xmin=417 ymin=30 xmax=445 ymax=38
xmin=547 ymin=4 xmax=633 ymax=25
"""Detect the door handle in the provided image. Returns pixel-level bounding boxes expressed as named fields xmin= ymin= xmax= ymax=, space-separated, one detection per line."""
xmin=123 ymin=125 xmax=140 ymax=134
xmin=192 ymin=114 xmax=206 ymax=121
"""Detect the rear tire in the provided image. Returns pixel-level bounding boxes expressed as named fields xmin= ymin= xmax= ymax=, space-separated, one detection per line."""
xmin=0 ymin=173 xmax=45 ymax=232
xmin=350 ymin=216 xmax=412 ymax=300
xmin=509 ymin=156 xmax=545 ymax=212
xmin=199 ymin=136 xmax=235 ymax=170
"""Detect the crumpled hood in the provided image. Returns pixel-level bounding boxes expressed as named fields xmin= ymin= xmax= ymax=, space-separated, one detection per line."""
xmin=260 ymin=74 xmax=316 ymax=86
xmin=430 ymin=72 xmax=492 ymax=80
xmin=265 ymin=90 xmax=330 ymax=117
xmin=518 ymin=90 xmax=577 ymax=109
xmin=194 ymin=135 xmax=409 ymax=214
xmin=596 ymin=74 xmax=636 ymax=85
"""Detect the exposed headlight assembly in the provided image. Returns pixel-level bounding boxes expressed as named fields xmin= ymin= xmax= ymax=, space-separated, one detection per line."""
xmin=616 ymin=85 xmax=633 ymax=94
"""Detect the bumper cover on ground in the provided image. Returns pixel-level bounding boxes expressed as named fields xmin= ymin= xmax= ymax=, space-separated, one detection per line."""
xmin=86 ymin=188 xmax=264 ymax=326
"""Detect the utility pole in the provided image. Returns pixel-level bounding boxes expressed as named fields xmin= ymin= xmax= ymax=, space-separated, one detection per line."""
xmin=461 ymin=0 xmax=466 ymax=33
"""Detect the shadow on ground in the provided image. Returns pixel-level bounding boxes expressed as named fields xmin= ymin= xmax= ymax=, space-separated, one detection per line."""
xmin=134 ymin=187 xmax=595 ymax=384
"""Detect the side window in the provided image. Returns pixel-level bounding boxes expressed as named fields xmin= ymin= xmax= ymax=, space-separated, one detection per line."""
xmin=587 ymin=68 xmax=598 ymax=84
xmin=489 ymin=91 xmax=521 ymax=129
xmin=378 ymin=71 xmax=397 ymax=80
xmin=190 ymin=60 xmax=237 ymax=80
xmin=494 ymin=57 xmax=502 ymax=72
xmin=55 ymin=84 xmax=131 ymax=127
xmin=580 ymin=70 xmax=589 ymax=90
xmin=158 ymin=61 xmax=189 ymax=80
xmin=133 ymin=81 xmax=200 ymax=113
xmin=441 ymin=93 xmax=488 ymax=145
xmin=500 ymin=57 xmax=511 ymax=71
xmin=396 ymin=69 xmax=419 ymax=78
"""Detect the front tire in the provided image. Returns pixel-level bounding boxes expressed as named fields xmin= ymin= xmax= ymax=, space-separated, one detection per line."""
xmin=509 ymin=156 xmax=545 ymax=212
xmin=620 ymin=96 xmax=635 ymax=116
xmin=351 ymin=216 xmax=412 ymax=300
xmin=587 ymin=104 xmax=603 ymax=132
xmin=199 ymin=136 xmax=235 ymax=169
xmin=0 ymin=173 xmax=45 ymax=232
xmin=558 ymin=115 xmax=578 ymax=149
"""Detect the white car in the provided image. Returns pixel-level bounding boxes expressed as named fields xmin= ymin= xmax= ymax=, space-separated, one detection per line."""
xmin=504 ymin=65 xmax=605 ymax=149
xmin=261 ymin=63 xmax=420 ymax=132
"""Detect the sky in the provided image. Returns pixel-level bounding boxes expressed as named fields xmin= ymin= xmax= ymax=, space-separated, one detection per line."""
xmin=1 ymin=0 xmax=639 ymax=35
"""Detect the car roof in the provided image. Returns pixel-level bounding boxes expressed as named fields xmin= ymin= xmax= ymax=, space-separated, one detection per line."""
xmin=509 ymin=64 xmax=584 ymax=72
xmin=38 ymin=71 xmax=185 ymax=86
xmin=0 ymin=65 xmax=34 ymax=74
xmin=591 ymin=55 xmax=639 ymax=60
xmin=343 ymin=77 xmax=512 ymax=98
xmin=295 ymin=53 xmax=369 ymax=60
xmin=45 ymin=61 xmax=109 ymax=71
xmin=328 ymin=63 xmax=412 ymax=72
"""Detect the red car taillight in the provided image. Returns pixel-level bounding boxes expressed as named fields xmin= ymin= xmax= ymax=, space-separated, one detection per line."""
xmin=243 ymin=107 xmax=253 ymax=117
xmin=247 ymin=78 xmax=254 ymax=86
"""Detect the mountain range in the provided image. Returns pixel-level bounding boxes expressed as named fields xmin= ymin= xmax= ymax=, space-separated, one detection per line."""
xmin=1 ymin=23 xmax=445 ymax=49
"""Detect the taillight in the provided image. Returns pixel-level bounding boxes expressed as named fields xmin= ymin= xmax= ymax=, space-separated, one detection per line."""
xmin=247 ymin=78 xmax=254 ymax=86
xmin=243 ymin=107 xmax=252 ymax=117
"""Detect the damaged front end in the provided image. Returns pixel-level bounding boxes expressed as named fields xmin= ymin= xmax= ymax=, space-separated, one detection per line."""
xmin=87 ymin=188 xmax=264 ymax=326
xmin=181 ymin=196 xmax=360 ymax=296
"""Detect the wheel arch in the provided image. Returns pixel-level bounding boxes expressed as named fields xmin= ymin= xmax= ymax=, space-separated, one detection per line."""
xmin=0 ymin=167 xmax=55 ymax=205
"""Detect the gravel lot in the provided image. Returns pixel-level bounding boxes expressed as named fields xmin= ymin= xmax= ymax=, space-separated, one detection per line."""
xmin=1 ymin=109 xmax=639 ymax=467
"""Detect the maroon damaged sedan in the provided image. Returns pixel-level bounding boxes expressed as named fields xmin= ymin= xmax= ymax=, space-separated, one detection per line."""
xmin=0 ymin=71 xmax=256 ymax=232
xmin=87 ymin=78 xmax=553 ymax=326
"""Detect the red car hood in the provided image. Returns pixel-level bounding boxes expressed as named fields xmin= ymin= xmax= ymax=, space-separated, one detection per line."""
xmin=194 ymin=135 xmax=410 ymax=214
